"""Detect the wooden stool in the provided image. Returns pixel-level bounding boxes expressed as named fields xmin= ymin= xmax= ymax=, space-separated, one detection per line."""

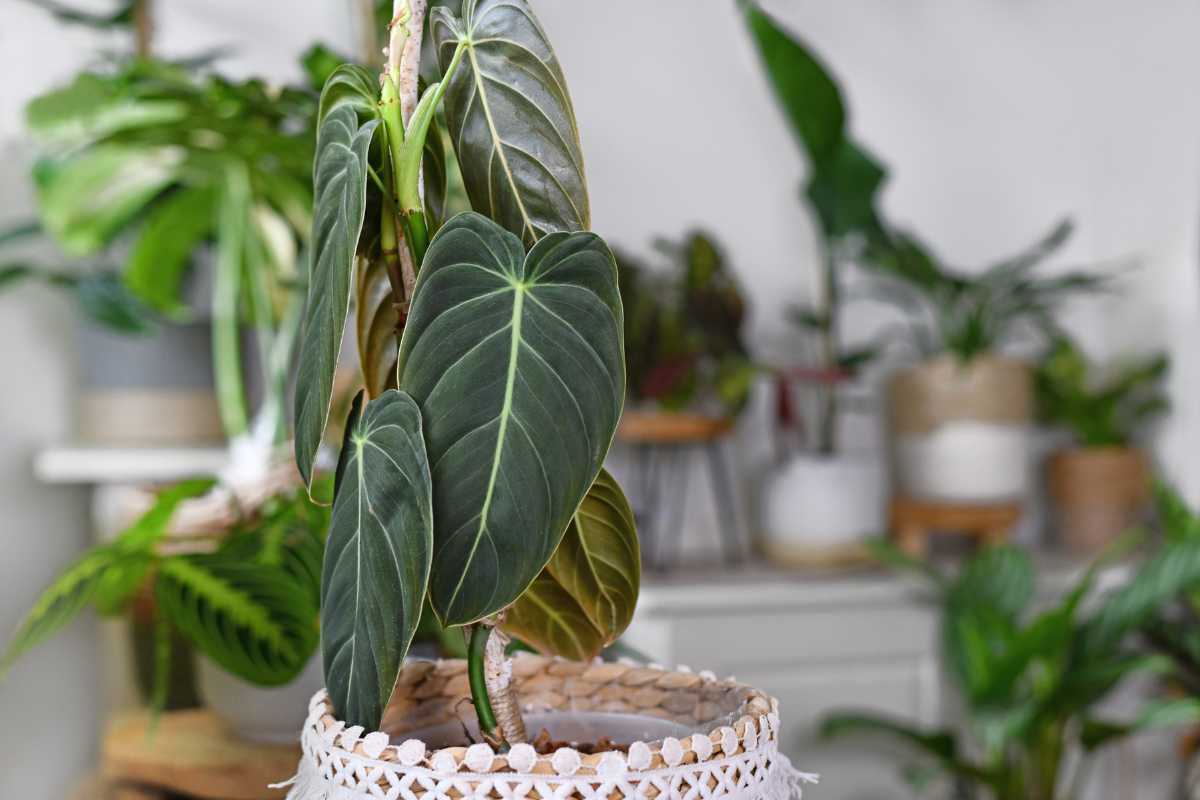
xmin=618 ymin=410 xmax=748 ymax=571
xmin=890 ymin=496 xmax=1021 ymax=556
xmin=93 ymin=710 xmax=298 ymax=799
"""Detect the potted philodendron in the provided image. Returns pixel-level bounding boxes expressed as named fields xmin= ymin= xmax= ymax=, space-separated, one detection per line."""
xmin=824 ymin=540 xmax=1200 ymax=799
xmin=868 ymin=222 xmax=1104 ymax=504
xmin=616 ymin=230 xmax=756 ymax=436
xmin=740 ymin=2 xmax=889 ymax=562
xmin=2 ymin=479 xmax=332 ymax=741
xmin=283 ymin=1 xmax=814 ymax=797
xmin=1036 ymin=338 xmax=1169 ymax=552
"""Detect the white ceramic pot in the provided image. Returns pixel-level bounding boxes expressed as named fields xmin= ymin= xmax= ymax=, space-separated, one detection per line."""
xmin=760 ymin=453 xmax=886 ymax=564
xmin=281 ymin=656 xmax=817 ymax=800
xmin=198 ymin=653 xmax=325 ymax=744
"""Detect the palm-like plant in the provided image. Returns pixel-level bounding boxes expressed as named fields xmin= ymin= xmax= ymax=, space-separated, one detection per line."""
xmin=824 ymin=540 xmax=1200 ymax=799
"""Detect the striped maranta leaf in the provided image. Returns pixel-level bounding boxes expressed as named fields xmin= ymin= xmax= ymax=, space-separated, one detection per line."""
xmin=430 ymin=0 xmax=589 ymax=246
xmin=504 ymin=470 xmax=639 ymax=659
xmin=398 ymin=213 xmax=623 ymax=626
xmin=322 ymin=390 xmax=433 ymax=730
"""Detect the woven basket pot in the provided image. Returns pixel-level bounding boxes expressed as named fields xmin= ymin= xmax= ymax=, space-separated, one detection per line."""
xmin=1048 ymin=446 xmax=1150 ymax=553
xmin=281 ymin=655 xmax=817 ymax=800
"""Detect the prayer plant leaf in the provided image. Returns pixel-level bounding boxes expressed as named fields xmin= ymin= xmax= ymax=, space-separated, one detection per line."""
xmin=503 ymin=470 xmax=639 ymax=659
xmin=293 ymin=104 xmax=380 ymax=488
xmin=431 ymin=0 xmax=589 ymax=246
xmin=321 ymin=390 xmax=433 ymax=730
xmin=397 ymin=212 xmax=624 ymax=626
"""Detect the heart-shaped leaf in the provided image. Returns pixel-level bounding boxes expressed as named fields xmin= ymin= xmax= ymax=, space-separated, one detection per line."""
xmin=355 ymin=255 xmax=400 ymax=399
xmin=398 ymin=213 xmax=624 ymax=626
xmin=322 ymin=390 xmax=433 ymax=730
xmin=293 ymin=104 xmax=380 ymax=487
xmin=504 ymin=469 xmax=639 ymax=659
xmin=431 ymin=0 xmax=590 ymax=246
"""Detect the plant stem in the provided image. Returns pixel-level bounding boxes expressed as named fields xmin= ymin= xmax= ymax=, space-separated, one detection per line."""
xmin=817 ymin=244 xmax=839 ymax=455
xmin=133 ymin=0 xmax=153 ymax=58
xmin=466 ymin=621 xmax=527 ymax=748
xmin=467 ymin=624 xmax=499 ymax=741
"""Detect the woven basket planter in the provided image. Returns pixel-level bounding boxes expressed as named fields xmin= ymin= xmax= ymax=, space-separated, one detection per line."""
xmin=282 ymin=655 xmax=817 ymax=799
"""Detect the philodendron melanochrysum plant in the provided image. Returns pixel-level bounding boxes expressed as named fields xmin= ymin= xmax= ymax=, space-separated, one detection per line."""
xmin=294 ymin=0 xmax=639 ymax=746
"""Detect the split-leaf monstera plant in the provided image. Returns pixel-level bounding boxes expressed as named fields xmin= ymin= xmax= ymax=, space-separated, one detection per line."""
xmin=294 ymin=0 xmax=640 ymax=743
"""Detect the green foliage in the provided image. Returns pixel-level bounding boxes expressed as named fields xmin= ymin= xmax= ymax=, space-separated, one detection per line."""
xmin=430 ymin=0 xmax=590 ymax=246
xmin=504 ymin=470 xmax=640 ymax=661
xmin=322 ymin=390 xmax=433 ymax=728
xmin=291 ymin=0 xmax=641 ymax=737
xmin=397 ymin=213 xmax=624 ymax=627
xmin=25 ymin=56 xmax=318 ymax=437
xmin=2 ymin=479 xmax=331 ymax=696
xmin=825 ymin=539 xmax=1200 ymax=799
xmin=1036 ymin=337 xmax=1169 ymax=447
xmin=618 ymin=231 xmax=754 ymax=416
xmin=865 ymin=220 xmax=1107 ymax=362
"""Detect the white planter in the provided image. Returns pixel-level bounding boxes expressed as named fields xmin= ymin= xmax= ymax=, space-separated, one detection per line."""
xmin=198 ymin=653 xmax=325 ymax=743
xmin=760 ymin=453 xmax=886 ymax=563
xmin=888 ymin=355 xmax=1032 ymax=504
xmin=281 ymin=656 xmax=817 ymax=800
xmin=894 ymin=421 xmax=1029 ymax=503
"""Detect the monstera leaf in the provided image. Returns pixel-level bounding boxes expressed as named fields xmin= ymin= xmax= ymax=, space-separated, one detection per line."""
xmin=293 ymin=103 xmax=380 ymax=487
xmin=397 ymin=213 xmax=623 ymax=626
xmin=504 ymin=470 xmax=639 ymax=659
xmin=322 ymin=390 xmax=433 ymax=730
xmin=430 ymin=0 xmax=589 ymax=245
xmin=355 ymin=255 xmax=400 ymax=398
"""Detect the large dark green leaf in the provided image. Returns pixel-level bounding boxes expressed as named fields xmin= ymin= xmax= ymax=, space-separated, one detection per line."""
xmin=397 ymin=213 xmax=624 ymax=625
xmin=504 ymin=470 xmax=639 ymax=658
xmin=322 ymin=390 xmax=433 ymax=730
xmin=293 ymin=106 xmax=380 ymax=487
xmin=431 ymin=0 xmax=589 ymax=245
xmin=317 ymin=64 xmax=381 ymax=124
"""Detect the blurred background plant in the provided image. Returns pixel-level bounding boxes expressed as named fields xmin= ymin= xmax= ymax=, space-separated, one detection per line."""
xmin=1036 ymin=337 xmax=1170 ymax=448
xmin=0 ymin=478 xmax=330 ymax=708
xmin=822 ymin=539 xmax=1200 ymax=799
xmin=617 ymin=231 xmax=756 ymax=419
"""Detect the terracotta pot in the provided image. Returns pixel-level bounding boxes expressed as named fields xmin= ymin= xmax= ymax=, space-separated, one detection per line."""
xmin=888 ymin=355 xmax=1032 ymax=503
xmin=282 ymin=656 xmax=816 ymax=799
xmin=1048 ymin=446 xmax=1150 ymax=553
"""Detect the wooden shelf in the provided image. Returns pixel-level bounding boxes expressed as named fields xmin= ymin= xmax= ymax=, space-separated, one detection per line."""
xmin=95 ymin=710 xmax=297 ymax=799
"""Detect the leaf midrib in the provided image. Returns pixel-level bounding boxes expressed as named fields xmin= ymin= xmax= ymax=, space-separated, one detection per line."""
xmin=444 ymin=282 xmax=526 ymax=616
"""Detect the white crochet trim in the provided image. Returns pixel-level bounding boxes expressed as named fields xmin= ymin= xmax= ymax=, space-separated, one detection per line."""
xmin=280 ymin=690 xmax=819 ymax=799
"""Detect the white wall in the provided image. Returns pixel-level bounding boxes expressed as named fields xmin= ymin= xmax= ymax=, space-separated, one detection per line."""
xmin=2 ymin=0 xmax=1199 ymax=792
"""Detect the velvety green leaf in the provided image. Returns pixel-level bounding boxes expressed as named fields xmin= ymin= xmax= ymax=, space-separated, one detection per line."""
xmin=317 ymin=64 xmax=381 ymax=124
xmin=322 ymin=390 xmax=433 ymax=729
xmin=503 ymin=573 xmax=604 ymax=662
xmin=431 ymin=0 xmax=590 ymax=245
xmin=398 ymin=213 xmax=624 ymax=625
xmin=505 ymin=470 xmax=638 ymax=658
xmin=35 ymin=146 xmax=181 ymax=256
xmin=293 ymin=106 xmax=380 ymax=487
xmin=423 ymin=109 xmax=450 ymax=233
xmin=355 ymin=255 xmax=400 ymax=399
xmin=125 ymin=186 xmax=216 ymax=315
